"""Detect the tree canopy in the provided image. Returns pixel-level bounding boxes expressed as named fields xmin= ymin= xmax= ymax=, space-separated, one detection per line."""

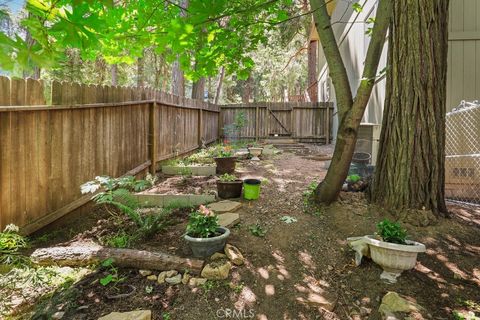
xmin=0 ymin=0 xmax=296 ymax=80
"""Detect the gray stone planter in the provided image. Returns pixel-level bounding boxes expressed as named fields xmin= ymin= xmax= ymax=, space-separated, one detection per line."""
xmin=184 ymin=227 xmax=230 ymax=258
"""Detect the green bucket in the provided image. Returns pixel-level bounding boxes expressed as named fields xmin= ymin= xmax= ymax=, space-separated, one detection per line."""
xmin=243 ymin=179 xmax=261 ymax=200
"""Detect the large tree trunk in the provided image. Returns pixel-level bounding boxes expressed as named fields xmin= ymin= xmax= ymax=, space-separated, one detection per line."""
xmin=192 ymin=77 xmax=206 ymax=100
xmin=137 ymin=56 xmax=144 ymax=87
xmin=31 ymin=246 xmax=204 ymax=274
xmin=242 ymin=75 xmax=253 ymax=103
xmin=371 ymin=1 xmax=449 ymax=217
xmin=311 ymin=0 xmax=392 ymax=204
xmin=111 ymin=64 xmax=118 ymax=86
xmin=214 ymin=66 xmax=225 ymax=104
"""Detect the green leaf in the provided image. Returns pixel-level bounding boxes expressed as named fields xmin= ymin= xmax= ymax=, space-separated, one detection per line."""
xmin=352 ymin=3 xmax=363 ymax=13
xmin=100 ymin=274 xmax=113 ymax=286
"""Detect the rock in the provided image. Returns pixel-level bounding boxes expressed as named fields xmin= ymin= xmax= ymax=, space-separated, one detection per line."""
xmin=208 ymin=200 xmax=242 ymax=213
xmin=165 ymin=270 xmax=178 ymax=278
xmin=157 ymin=271 xmax=167 ymax=284
xmin=224 ymin=244 xmax=244 ymax=266
xmin=360 ymin=307 xmax=371 ymax=316
xmin=139 ymin=270 xmax=152 ymax=277
xmin=52 ymin=311 xmax=65 ymax=319
xmin=201 ymin=261 xmax=232 ymax=280
xmin=379 ymin=292 xmax=423 ymax=319
xmin=182 ymin=273 xmax=191 ymax=284
xmin=218 ymin=213 xmax=240 ymax=228
xmin=210 ymin=252 xmax=227 ymax=260
xmin=302 ymin=292 xmax=337 ymax=311
xmin=165 ymin=274 xmax=182 ymax=285
xmin=98 ymin=310 xmax=152 ymax=320
xmin=188 ymin=277 xmax=207 ymax=286
xmin=146 ymin=275 xmax=157 ymax=281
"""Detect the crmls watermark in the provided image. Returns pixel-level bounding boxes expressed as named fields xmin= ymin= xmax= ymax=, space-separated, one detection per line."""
xmin=216 ymin=308 xmax=255 ymax=318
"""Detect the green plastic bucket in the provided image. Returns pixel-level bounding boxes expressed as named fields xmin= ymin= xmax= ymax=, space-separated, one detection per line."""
xmin=243 ymin=179 xmax=261 ymax=200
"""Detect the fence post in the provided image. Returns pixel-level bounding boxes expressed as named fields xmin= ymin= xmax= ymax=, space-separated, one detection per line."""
xmin=218 ymin=106 xmax=222 ymax=142
xmin=198 ymin=104 xmax=203 ymax=147
xmin=255 ymin=103 xmax=260 ymax=140
xmin=149 ymin=98 xmax=158 ymax=174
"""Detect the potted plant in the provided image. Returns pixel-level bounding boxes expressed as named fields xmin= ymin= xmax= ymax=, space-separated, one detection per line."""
xmin=184 ymin=205 xmax=230 ymax=258
xmin=214 ymin=146 xmax=237 ymax=174
xmin=365 ymin=219 xmax=426 ymax=283
xmin=217 ymin=173 xmax=243 ymax=199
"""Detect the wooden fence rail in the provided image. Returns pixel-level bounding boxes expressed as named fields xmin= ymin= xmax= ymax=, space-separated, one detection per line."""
xmin=220 ymin=102 xmax=334 ymax=142
xmin=0 ymin=76 xmax=219 ymax=233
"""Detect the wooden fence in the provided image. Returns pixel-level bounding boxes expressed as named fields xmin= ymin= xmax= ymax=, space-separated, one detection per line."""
xmin=220 ymin=102 xmax=333 ymax=142
xmin=0 ymin=77 xmax=219 ymax=234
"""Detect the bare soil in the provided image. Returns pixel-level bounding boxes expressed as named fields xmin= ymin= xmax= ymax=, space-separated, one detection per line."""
xmin=23 ymin=147 xmax=480 ymax=319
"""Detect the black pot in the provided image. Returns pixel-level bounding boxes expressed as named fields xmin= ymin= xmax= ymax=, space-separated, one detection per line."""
xmin=214 ymin=156 xmax=237 ymax=174
xmin=217 ymin=180 xmax=243 ymax=199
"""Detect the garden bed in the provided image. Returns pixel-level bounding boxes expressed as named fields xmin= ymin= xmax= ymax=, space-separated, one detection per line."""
xmin=2 ymin=144 xmax=480 ymax=320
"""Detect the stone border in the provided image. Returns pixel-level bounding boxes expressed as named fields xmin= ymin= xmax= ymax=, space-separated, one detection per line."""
xmin=136 ymin=193 xmax=216 ymax=207
xmin=161 ymin=165 xmax=216 ymax=176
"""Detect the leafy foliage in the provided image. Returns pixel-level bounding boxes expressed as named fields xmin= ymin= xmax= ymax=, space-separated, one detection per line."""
xmin=218 ymin=173 xmax=237 ymax=182
xmin=376 ymin=219 xmax=408 ymax=244
xmin=0 ymin=224 xmax=30 ymax=266
xmin=99 ymin=258 xmax=124 ymax=286
xmin=81 ymin=175 xmax=169 ymax=238
xmin=280 ymin=215 xmax=297 ymax=224
xmin=0 ymin=0 xmax=293 ymax=79
xmin=249 ymin=223 xmax=266 ymax=237
xmin=215 ymin=145 xmax=233 ymax=158
xmin=186 ymin=205 xmax=219 ymax=238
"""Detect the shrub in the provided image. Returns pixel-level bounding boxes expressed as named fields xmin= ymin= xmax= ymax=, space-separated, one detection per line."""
xmin=216 ymin=145 xmax=233 ymax=158
xmin=186 ymin=205 xmax=219 ymax=238
xmin=376 ymin=219 xmax=408 ymax=244
xmin=0 ymin=224 xmax=29 ymax=266
xmin=81 ymin=175 xmax=169 ymax=238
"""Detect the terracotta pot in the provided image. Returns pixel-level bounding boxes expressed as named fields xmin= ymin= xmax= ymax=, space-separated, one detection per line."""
xmin=214 ymin=157 xmax=237 ymax=174
xmin=217 ymin=180 xmax=243 ymax=199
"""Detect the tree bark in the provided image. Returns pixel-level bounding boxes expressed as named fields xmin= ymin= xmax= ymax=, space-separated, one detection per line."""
xmin=371 ymin=1 xmax=449 ymax=217
xmin=111 ymin=64 xmax=118 ymax=86
xmin=192 ymin=77 xmax=206 ymax=100
xmin=137 ymin=56 xmax=144 ymax=87
xmin=31 ymin=246 xmax=204 ymax=274
xmin=311 ymin=0 xmax=392 ymax=204
xmin=214 ymin=66 xmax=225 ymax=104
xmin=242 ymin=75 xmax=253 ymax=103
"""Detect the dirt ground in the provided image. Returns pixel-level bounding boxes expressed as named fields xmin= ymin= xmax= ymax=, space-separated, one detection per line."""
xmin=24 ymin=146 xmax=480 ymax=320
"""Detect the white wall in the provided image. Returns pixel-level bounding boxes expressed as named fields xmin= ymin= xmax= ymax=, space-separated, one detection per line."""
xmin=317 ymin=0 xmax=386 ymax=142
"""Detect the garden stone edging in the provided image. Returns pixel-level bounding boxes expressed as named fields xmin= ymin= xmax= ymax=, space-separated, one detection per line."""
xmin=161 ymin=165 xmax=216 ymax=176
xmin=135 ymin=194 xmax=216 ymax=207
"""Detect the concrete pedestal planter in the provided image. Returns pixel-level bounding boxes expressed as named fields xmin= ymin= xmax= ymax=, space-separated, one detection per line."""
xmin=248 ymin=147 xmax=263 ymax=161
xmin=364 ymin=235 xmax=426 ymax=283
xmin=184 ymin=227 xmax=230 ymax=258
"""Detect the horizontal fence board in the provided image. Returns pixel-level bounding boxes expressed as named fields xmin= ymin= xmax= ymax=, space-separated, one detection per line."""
xmin=0 ymin=76 xmax=220 ymax=233
xmin=220 ymin=102 xmax=333 ymax=139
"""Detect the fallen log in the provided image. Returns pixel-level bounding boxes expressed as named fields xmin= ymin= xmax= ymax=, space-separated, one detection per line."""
xmin=30 ymin=246 xmax=204 ymax=274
